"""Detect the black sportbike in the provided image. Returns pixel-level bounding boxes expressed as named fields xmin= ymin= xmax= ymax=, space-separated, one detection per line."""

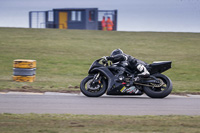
xmin=80 ymin=57 xmax=172 ymax=98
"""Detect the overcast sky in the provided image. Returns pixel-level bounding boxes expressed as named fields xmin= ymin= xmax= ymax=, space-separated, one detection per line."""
xmin=0 ymin=0 xmax=200 ymax=32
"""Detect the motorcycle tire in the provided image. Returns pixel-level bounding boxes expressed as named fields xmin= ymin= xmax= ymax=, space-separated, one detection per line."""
xmin=143 ymin=73 xmax=172 ymax=98
xmin=80 ymin=75 xmax=107 ymax=97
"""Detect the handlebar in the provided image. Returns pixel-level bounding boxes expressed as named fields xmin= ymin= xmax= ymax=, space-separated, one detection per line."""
xmin=101 ymin=57 xmax=109 ymax=66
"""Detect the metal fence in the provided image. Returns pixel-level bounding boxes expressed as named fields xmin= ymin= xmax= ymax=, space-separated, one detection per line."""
xmin=29 ymin=11 xmax=53 ymax=28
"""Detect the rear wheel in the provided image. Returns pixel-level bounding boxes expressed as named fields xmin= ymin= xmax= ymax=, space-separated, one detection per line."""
xmin=143 ymin=74 xmax=172 ymax=98
xmin=80 ymin=75 xmax=107 ymax=97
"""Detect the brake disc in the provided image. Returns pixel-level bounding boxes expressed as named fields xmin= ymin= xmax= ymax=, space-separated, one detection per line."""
xmin=87 ymin=79 xmax=100 ymax=90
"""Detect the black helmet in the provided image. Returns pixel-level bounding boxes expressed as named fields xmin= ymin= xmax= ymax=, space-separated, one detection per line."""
xmin=110 ymin=49 xmax=123 ymax=56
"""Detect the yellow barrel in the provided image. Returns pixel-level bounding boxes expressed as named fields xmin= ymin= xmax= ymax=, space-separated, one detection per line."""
xmin=13 ymin=75 xmax=36 ymax=82
xmin=13 ymin=59 xmax=36 ymax=69
xmin=13 ymin=59 xmax=36 ymax=82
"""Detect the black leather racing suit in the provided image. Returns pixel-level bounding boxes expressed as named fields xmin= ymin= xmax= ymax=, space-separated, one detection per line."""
xmin=107 ymin=53 xmax=149 ymax=75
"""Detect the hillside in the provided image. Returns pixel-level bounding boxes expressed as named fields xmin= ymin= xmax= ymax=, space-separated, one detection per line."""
xmin=0 ymin=27 xmax=199 ymax=93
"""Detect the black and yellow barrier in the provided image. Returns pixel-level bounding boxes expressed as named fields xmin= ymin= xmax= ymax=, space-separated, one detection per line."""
xmin=13 ymin=59 xmax=36 ymax=82
xmin=13 ymin=59 xmax=36 ymax=68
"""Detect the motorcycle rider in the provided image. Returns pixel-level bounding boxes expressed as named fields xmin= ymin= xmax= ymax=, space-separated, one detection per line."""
xmin=105 ymin=49 xmax=150 ymax=93
xmin=106 ymin=49 xmax=150 ymax=77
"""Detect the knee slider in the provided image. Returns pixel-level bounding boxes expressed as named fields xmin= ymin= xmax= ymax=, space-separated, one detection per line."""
xmin=137 ymin=64 xmax=144 ymax=72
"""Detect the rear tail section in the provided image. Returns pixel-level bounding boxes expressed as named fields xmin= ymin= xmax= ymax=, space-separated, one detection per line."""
xmin=148 ymin=61 xmax=172 ymax=74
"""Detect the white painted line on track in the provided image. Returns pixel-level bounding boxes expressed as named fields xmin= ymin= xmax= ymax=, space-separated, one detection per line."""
xmin=0 ymin=92 xmax=7 ymax=94
xmin=187 ymin=94 xmax=200 ymax=98
xmin=3 ymin=92 xmax=43 ymax=95
xmin=44 ymin=92 xmax=80 ymax=96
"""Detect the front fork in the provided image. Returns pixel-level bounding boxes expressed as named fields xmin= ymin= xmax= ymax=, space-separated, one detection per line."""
xmin=90 ymin=73 xmax=102 ymax=87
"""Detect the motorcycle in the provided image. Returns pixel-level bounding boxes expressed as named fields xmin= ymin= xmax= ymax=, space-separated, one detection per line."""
xmin=80 ymin=57 xmax=173 ymax=98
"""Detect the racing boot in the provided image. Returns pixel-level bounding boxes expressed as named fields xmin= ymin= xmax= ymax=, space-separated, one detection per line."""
xmin=137 ymin=64 xmax=150 ymax=78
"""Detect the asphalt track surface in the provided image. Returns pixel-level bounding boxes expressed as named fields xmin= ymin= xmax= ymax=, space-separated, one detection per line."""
xmin=0 ymin=92 xmax=200 ymax=115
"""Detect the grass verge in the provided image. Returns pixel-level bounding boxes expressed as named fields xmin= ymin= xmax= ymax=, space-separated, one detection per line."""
xmin=0 ymin=113 xmax=200 ymax=133
xmin=0 ymin=27 xmax=200 ymax=93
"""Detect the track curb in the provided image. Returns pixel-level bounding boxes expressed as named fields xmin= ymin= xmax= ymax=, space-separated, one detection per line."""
xmin=1 ymin=91 xmax=200 ymax=98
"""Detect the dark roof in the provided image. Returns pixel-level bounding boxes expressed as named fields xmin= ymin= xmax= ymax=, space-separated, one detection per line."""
xmin=53 ymin=8 xmax=98 ymax=11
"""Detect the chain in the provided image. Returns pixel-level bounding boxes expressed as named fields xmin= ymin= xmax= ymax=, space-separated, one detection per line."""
xmin=134 ymin=82 xmax=154 ymax=87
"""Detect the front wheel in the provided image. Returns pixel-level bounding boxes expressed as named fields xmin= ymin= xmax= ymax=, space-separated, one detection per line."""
xmin=80 ymin=75 xmax=107 ymax=97
xmin=143 ymin=74 xmax=173 ymax=98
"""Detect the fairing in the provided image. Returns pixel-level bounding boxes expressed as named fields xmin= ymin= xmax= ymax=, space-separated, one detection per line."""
xmin=148 ymin=61 xmax=172 ymax=74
